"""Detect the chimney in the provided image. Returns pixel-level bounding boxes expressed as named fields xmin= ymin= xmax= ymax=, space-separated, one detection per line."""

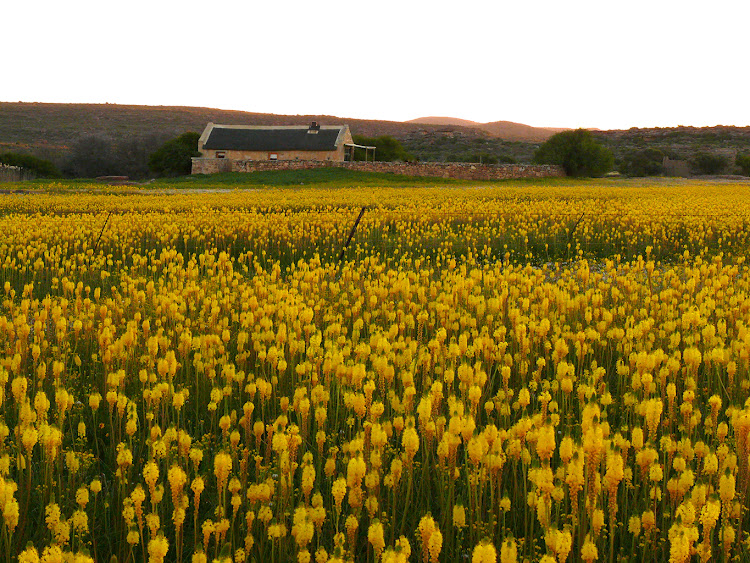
xmin=308 ymin=121 xmax=320 ymax=134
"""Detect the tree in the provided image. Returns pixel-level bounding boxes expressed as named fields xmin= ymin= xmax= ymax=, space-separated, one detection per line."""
xmin=618 ymin=148 xmax=665 ymax=177
xmin=62 ymin=136 xmax=119 ymax=178
xmin=735 ymin=154 xmax=750 ymax=176
xmin=148 ymin=132 xmax=201 ymax=177
xmin=60 ymin=134 xmax=167 ymax=179
xmin=116 ymin=134 xmax=170 ymax=179
xmin=351 ymin=135 xmax=415 ymax=162
xmin=690 ymin=152 xmax=727 ymax=175
xmin=0 ymin=152 xmax=61 ymax=178
xmin=533 ymin=129 xmax=614 ymax=177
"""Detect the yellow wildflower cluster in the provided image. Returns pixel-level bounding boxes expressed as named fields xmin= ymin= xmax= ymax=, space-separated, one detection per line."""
xmin=1 ymin=180 xmax=750 ymax=562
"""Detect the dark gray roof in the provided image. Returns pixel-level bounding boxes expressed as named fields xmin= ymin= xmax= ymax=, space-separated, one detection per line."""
xmin=203 ymin=127 xmax=343 ymax=151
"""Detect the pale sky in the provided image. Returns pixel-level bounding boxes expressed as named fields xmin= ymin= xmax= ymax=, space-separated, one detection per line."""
xmin=4 ymin=0 xmax=750 ymax=130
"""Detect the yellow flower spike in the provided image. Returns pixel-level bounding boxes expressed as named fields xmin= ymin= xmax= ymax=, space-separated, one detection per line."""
xmin=427 ymin=528 xmax=443 ymax=563
xmin=536 ymin=424 xmax=555 ymax=462
xmin=267 ymin=519 xmax=287 ymax=540
xmin=345 ymin=514 xmax=358 ymax=551
xmin=115 ymin=443 xmax=133 ymax=478
xmin=417 ymin=515 xmax=437 ymax=563
xmin=219 ymin=415 xmax=231 ymax=436
xmin=144 ymin=460 xmax=159 ymax=497
xmin=332 ymin=477 xmax=346 ymax=512
xmin=167 ymin=464 xmax=187 ymax=507
xmin=628 ymin=515 xmax=641 ymax=537
xmin=580 ymin=535 xmax=598 ymax=563
xmin=148 ymin=534 xmax=170 ymax=563
xmin=556 ymin=528 xmax=572 ymax=562
xmin=21 ymin=426 xmax=38 ymax=454
xmin=452 ymin=504 xmax=466 ymax=529
xmin=152 ymin=484 xmax=165 ymax=505
xmin=402 ymin=426 xmax=419 ymax=463
xmin=190 ymin=447 xmax=203 ymax=470
xmin=214 ymin=451 xmax=233 ymax=491
xmin=642 ymin=510 xmax=656 ymax=532
xmin=18 ymin=546 xmax=39 ymax=563
xmin=719 ymin=469 xmax=735 ymax=505
xmin=72 ymin=508 xmax=89 ymax=534
xmin=367 ymin=519 xmax=385 ymax=559
xmin=470 ymin=539 xmax=499 ymax=563
xmin=76 ymin=486 xmax=89 ymax=508
xmin=591 ymin=508 xmax=605 ymax=536
xmin=11 ymin=376 xmax=28 ymax=403
xmin=301 ymin=462 xmax=316 ymax=502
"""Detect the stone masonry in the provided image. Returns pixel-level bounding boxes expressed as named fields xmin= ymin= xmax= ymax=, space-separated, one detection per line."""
xmin=191 ymin=158 xmax=565 ymax=180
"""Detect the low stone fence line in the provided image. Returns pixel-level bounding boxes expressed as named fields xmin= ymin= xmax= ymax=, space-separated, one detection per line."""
xmin=0 ymin=164 xmax=36 ymax=183
xmin=191 ymin=158 xmax=565 ymax=180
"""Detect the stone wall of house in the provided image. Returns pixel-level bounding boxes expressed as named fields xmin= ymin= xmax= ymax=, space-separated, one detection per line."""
xmin=192 ymin=158 xmax=565 ymax=180
xmin=200 ymin=147 xmax=346 ymax=162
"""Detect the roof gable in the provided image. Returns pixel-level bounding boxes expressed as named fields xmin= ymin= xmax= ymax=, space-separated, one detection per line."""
xmin=202 ymin=125 xmax=346 ymax=152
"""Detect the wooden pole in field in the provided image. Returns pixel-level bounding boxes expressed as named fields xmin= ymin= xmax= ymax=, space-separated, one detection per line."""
xmin=338 ymin=206 xmax=367 ymax=264
xmin=92 ymin=211 xmax=113 ymax=254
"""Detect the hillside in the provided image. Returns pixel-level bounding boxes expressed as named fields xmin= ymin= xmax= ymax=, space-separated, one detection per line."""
xmin=595 ymin=125 xmax=750 ymax=152
xmin=0 ymin=102 xmax=486 ymax=159
xmin=2 ymin=102 xmax=749 ymax=178
xmin=407 ymin=116 xmax=568 ymax=142
xmin=593 ymin=126 xmax=750 ymax=175
xmin=0 ymin=102 xmax=534 ymax=175
xmin=407 ymin=116 xmax=480 ymax=128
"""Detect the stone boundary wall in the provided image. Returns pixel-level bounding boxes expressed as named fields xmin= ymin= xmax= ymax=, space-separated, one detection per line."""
xmin=191 ymin=158 xmax=233 ymax=175
xmin=0 ymin=164 xmax=36 ymax=183
xmin=192 ymin=158 xmax=565 ymax=180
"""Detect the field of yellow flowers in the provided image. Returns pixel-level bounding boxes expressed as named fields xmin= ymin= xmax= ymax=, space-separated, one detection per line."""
xmin=3 ymin=179 xmax=750 ymax=563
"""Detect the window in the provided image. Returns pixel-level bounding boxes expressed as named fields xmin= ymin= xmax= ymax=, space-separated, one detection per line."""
xmin=269 ymin=153 xmax=278 ymax=160
xmin=216 ymin=151 xmax=226 ymax=159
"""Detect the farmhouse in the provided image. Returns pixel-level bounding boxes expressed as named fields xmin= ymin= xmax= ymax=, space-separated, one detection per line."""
xmin=192 ymin=122 xmax=371 ymax=174
xmin=191 ymin=121 xmax=565 ymax=180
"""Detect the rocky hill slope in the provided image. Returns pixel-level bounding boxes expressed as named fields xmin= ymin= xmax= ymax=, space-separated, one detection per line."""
xmin=406 ymin=116 xmax=567 ymax=142
xmin=2 ymin=102 xmax=748 ymax=175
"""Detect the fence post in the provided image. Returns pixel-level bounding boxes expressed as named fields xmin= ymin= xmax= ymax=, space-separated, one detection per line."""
xmin=338 ymin=206 xmax=367 ymax=264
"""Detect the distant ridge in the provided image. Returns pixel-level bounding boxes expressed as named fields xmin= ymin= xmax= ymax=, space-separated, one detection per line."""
xmin=7 ymin=102 xmax=748 ymax=169
xmin=0 ymin=102 xmax=494 ymax=156
xmin=407 ymin=116 xmax=568 ymax=142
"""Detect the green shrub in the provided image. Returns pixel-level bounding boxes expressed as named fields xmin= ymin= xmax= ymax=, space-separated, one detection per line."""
xmin=0 ymin=152 xmax=61 ymax=178
xmin=691 ymin=152 xmax=728 ymax=175
xmin=148 ymin=132 xmax=201 ymax=177
xmin=619 ymin=148 xmax=665 ymax=177
xmin=62 ymin=134 xmax=166 ymax=179
xmin=736 ymin=154 xmax=750 ymax=176
xmin=533 ymin=129 xmax=613 ymax=177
